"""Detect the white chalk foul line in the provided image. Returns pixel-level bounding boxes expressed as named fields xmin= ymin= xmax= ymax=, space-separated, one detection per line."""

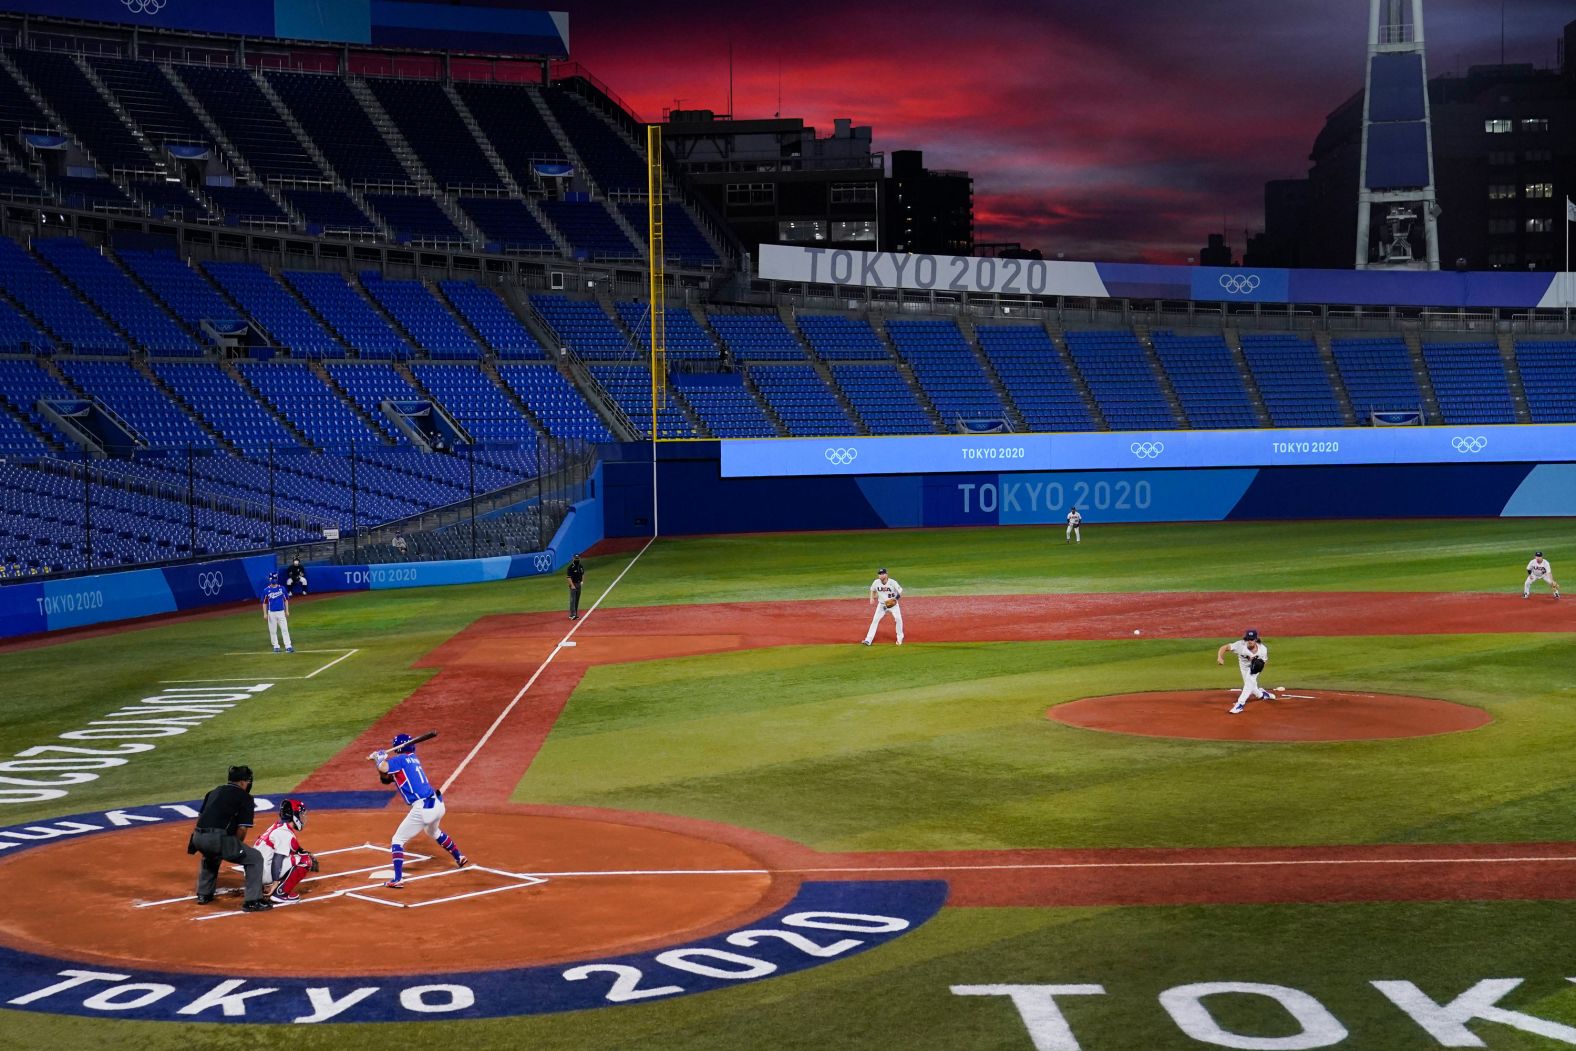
xmin=193 ymin=862 xmax=545 ymax=918
xmin=440 ymin=537 xmax=657 ymax=794
xmin=137 ymin=844 xmax=432 ymax=910
xmin=162 ymin=648 xmax=359 ymax=684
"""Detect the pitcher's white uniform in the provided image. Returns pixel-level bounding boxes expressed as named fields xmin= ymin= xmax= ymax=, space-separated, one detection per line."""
xmin=1220 ymin=635 xmax=1273 ymax=713
xmin=864 ymin=573 xmax=904 ymax=645
xmin=1524 ymin=555 xmax=1560 ymax=599
xmin=1066 ymin=508 xmax=1083 ymax=543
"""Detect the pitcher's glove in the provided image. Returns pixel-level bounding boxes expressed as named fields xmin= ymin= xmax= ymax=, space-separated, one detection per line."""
xmin=1249 ymin=657 xmax=1265 ymax=675
xmin=883 ymin=599 xmax=898 ymax=609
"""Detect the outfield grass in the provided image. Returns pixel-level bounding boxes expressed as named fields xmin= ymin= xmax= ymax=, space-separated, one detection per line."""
xmin=3 ymin=518 xmax=1575 ymax=1049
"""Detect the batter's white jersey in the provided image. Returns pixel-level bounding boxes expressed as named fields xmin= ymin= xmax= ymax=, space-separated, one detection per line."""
xmin=1528 ymin=557 xmax=1553 ymax=580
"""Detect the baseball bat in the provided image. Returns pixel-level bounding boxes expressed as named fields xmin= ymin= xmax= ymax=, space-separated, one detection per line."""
xmin=367 ymin=730 xmax=437 ymax=760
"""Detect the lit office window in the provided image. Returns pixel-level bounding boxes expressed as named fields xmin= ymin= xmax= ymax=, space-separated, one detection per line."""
xmin=1525 ymin=182 xmax=1553 ymax=199
xmin=1519 ymin=118 xmax=1549 ymax=133
xmin=1483 ymin=118 xmax=1512 ymax=133
xmin=1487 ymin=184 xmax=1517 ymax=200
xmin=1526 ymin=218 xmax=1552 ymax=233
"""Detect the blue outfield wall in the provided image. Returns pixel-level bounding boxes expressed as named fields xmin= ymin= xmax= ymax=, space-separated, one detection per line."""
xmin=601 ymin=442 xmax=1574 ymax=536
xmin=0 ymin=554 xmax=274 ymax=640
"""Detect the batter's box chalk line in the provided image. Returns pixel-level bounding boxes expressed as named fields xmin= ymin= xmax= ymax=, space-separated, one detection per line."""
xmin=132 ymin=843 xmax=433 ymax=911
xmin=190 ymin=861 xmax=546 ymax=920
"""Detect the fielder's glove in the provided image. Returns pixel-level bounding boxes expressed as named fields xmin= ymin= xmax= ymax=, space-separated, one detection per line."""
xmin=307 ymin=853 xmax=320 ymax=873
xmin=883 ymin=599 xmax=897 ymax=609
xmin=1249 ymin=657 xmax=1266 ymax=676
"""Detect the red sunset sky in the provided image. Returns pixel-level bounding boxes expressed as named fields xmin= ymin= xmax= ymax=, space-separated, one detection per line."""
xmin=552 ymin=0 xmax=1572 ymax=261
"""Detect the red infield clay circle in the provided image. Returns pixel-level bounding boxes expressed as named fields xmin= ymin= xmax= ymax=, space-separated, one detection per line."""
xmin=1047 ymin=689 xmax=1492 ymax=742
xmin=0 ymin=809 xmax=789 ymax=976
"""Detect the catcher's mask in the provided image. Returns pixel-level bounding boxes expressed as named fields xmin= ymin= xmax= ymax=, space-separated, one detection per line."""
xmin=280 ymin=797 xmax=307 ymax=832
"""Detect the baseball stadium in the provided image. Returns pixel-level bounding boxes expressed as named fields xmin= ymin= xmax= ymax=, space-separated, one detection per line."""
xmin=1 ymin=1 xmax=1576 ymax=1049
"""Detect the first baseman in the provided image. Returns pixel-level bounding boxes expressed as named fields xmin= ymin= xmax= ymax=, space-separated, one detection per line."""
xmin=863 ymin=567 xmax=904 ymax=645
xmin=371 ymin=733 xmax=469 ymax=887
xmin=1524 ymin=551 xmax=1560 ymax=600
xmin=1217 ymin=628 xmax=1274 ymax=714
xmin=1066 ymin=507 xmax=1082 ymax=543
xmin=262 ymin=572 xmax=292 ymax=653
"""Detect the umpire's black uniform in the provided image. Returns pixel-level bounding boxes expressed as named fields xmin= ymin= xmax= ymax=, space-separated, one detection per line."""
xmin=567 ymin=554 xmax=585 ymax=620
xmin=189 ymin=765 xmax=269 ymax=910
xmin=284 ymin=559 xmax=308 ymax=597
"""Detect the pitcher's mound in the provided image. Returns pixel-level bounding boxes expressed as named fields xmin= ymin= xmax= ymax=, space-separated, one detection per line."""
xmin=1047 ymin=689 xmax=1491 ymax=742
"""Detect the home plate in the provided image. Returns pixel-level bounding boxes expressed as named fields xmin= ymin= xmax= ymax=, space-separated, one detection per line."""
xmin=370 ymin=868 xmax=395 ymax=879
xmin=559 ymin=640 xmax=577 ymax=648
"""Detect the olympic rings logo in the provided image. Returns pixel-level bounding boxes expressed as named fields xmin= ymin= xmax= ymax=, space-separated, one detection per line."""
xmin=824 ymin=447 xmax=859 ymax=466
xmin=1129 ymin=441 xmax=1165 ymax=460
xmin=533 ymin=553 xmax=553 ymax=572
xmin=1451 ymin=435 xmax=1488 ymax=454
xmin=122 ymin=0 xmax=168 ymax=14
xmin=197 ymin=571 xmax=224 ymax=596
xmin=1218 ymin=274 xmax=1262 ymax=295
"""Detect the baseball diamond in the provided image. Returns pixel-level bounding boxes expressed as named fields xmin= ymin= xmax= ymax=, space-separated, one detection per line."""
xmin=4 ymin=2 xmax=1576 ymax=1047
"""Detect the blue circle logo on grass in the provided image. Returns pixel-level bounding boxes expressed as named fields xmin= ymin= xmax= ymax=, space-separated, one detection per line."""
xmin=0 ymin=796 xmax=946 ymax=1024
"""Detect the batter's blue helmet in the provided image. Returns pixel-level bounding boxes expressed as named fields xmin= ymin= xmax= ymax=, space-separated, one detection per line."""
xmin=392 ymin=733 xmax=414 ymax=749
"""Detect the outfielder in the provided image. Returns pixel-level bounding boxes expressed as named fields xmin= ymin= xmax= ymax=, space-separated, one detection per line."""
xmin=1216 ymin=628 xmax=1275 ymax=714
xmin=371 ymin=733 xmax=468 ymax=888
xmin=1524 ymin=551 xmax=1560 ymax=600
xmin=255 ymin=797 xmax=317 ymax=904
xmin=262 ymin=573 xmax=292 ymax=653
xmin=862 ymin=567 xmax=904 ymax=646
xmin=1066 ymin=507 xmax=1083 ymax=543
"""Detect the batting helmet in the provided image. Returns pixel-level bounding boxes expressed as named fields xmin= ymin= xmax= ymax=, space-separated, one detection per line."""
xmin=280 ymin=798 xmax=307 ymax=832
xmin=1243 ymin=628 xmax=1260 ymax=641
xmin=391 ymin=733 xmax=414 ymax=750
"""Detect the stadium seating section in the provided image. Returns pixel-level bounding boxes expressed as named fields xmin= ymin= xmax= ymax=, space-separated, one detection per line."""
xmin=1239 ymin=335 xmax=1345 ymax=427
xmin=975 ymin=325 xmax=1094 ymax=432
xmin=886 ymin=319 xmax=1004 ymax=426
xmin=1150 ymin=332 xmax=1258 ymax=429
xmin=1064 ymin=331 xmax=1178 ymax=430
xmin=1331 ymin=337 xmax=1423 ymax=419
xmin=1421 ymin=342 xmax=1515 ymax=424
xmin=1513 ymin=341 xmax=1576 ymax=423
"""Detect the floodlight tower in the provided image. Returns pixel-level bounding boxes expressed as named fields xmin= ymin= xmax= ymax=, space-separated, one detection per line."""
xmin=1355 ymin=0 xmax=1441 ymax=269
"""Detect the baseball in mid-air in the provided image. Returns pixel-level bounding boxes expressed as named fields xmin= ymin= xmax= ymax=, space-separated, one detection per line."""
xmin=1132 ymin=629 xmax=1142 ymax=635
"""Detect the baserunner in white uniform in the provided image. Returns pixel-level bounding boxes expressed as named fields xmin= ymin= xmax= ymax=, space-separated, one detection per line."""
xmin=1216 ymin=628 xmax=1274 ymax=714
xmin=863 ymin=567 xmax=904 ymax=646
xmin=1066 ymin=507 xmax=1082 ymax=543
xmin=1524 ymin=551 xmax=1561 ymax=600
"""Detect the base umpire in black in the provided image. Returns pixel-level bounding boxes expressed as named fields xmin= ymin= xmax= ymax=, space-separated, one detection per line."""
xmin=567 ymin=553 xmax=585 ymax=620
xmin=189 ymin=765 xmax=271 ymax=911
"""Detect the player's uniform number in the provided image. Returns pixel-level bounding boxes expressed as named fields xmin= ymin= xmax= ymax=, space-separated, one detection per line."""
xmin=561 ymin=911 xmax=909 ymax=1002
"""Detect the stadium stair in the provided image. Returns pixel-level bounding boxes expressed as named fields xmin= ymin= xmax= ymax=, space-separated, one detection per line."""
xmin=1399 ymin=330 xmax=1443 ymax=424
xmin=527 ymin=90 xmax=597 ymax=195
xmin=344 ymin=77 xmax=482 ymax=245
xmin=1494 ymin=332 xmax=1533 ymax=423
xmin=131 ymin=359 xmax=236 ymax=451
xmin=1221 ymin=330 xmax=1273 ymax=426
xmin=1128 ymin=322 xmax=1190 ymax=427
xmin=0 ymin=51 xmax=80 ymax=163
xmin=1044 ymin=325 xmax=1108 ymax=428
xmin=439 ymin=82 xmax=524 ymax=196
xmin=5 ymin=49 xmax=160 ymax=177
xmin=311 ymin=359 xmax=398 ymax=441
xmin=161 ymin=66 xmax=293 ymax=219
xmin=736 ymin=368 xmax=791 ymax=436
xmin=1311 ymin=332 xmax=1359 ymax=423
xmin=869 ymin=316 xmax=945 ymax=430
xmin=778 ymin=310 xmax=865 ymax=431
xmin=955 ymin=314 xmax=1026 ymax=431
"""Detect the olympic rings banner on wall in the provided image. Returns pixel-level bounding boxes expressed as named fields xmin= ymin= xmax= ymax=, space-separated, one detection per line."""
xmin=0 ymin=555 xmax=274 ymax=640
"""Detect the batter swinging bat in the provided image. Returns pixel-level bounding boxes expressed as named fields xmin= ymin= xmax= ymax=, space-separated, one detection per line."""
xmin=367 ymin=730 xmax=437 ymax=760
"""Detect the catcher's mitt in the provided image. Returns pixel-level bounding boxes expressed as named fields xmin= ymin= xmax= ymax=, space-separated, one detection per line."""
xmin=1248 ymin=656 xmax=1265 ymax=676
xmin=307 ymin=853 xmax=320 ymax=873
xmin=883 ymin=598 xmax=897 ymax=609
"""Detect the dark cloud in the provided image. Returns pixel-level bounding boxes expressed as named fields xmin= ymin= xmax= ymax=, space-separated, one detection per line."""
xmin=555 ymin=1 xmax=1573 ymax=261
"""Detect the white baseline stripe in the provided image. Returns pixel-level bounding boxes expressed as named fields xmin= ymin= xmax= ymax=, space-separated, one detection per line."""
xmin=440 ymin=537 xmax=657 ymax=794
xmin=305 ymin=648 xmax=360 ymax=679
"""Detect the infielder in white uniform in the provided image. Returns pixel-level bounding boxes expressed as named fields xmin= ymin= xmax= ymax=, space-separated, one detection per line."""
xmin=863 ymin=567 xmax=904 ymax=646
xmin=1524 ymin=551 xmax=1560 ymax=600
xmin=1216 ymin=628 xmax=1275 ymax=714
xmin=1066 ymin=507 xmax=1082 ymax=543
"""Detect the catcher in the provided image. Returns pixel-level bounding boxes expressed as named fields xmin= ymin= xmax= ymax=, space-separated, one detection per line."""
xmin=1217 ymin=628 xmax=1275 ymax=715
xmin=862 ymin=567 xmax=904 ymax=646
xmin=256 ymin=797 xmax=317 ymax=904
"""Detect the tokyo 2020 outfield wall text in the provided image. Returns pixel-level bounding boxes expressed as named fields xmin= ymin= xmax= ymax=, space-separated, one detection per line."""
xmin=758 ymin=244 xmax=1576 ymax=308
xmin=601 ymin=442 xmax=1576 ymax=537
